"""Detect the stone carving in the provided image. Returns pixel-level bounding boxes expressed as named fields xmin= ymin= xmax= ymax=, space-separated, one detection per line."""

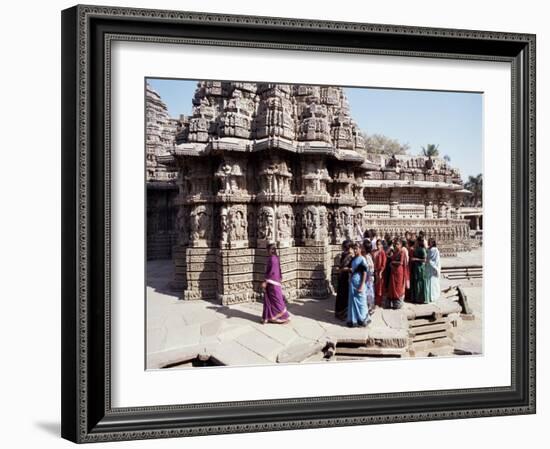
xmin=333 ymin=167 xmax=355 ymax=198
xmin=255 ymin=84 xmax=295 ymax=140
xmin=190 ymin=205 xmax=211 ymax=242
xmin=335 ymin=206 xmax=354 ymax=242
xmin=303 ymin=159 xmax=331 ymax=195
xmin=259 ymin=157 xmax=292 ymax=195
xmin=301 ymin=206 xmax=328 ymax=241
xmin=215 ymin=158 xmax=245 ymax=194
xmin=258 ymin=206 xmax=275 ymax=241
xmin=302 ymin=206 xmax=319 ymax=240
xmin=297 ymin=102 xmax=331 ymax=142
xmin=317 ymin=206 xmax=328 ymax=240
xmin=228 ymin=206 xmax=248 ymax=242
xmin=277 ymin=205 xmax=294 ymax=241
xmin=220 ymin=206 xmax=229 ymax=244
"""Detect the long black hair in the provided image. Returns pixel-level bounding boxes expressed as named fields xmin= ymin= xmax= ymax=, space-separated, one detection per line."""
xmin=267 ymin=243 xmax=278 ymax=256
xmin=362 ymin=240 xmax=372 ymax=255
xmin=341 ymin=239 xmax=352 ymax=251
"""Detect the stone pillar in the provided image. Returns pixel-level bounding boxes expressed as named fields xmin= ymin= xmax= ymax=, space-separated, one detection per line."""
xmin=298 ymin=205 xmax=331 ymax=299
xmin=389 ymin=189 xmax=400 ymax=218
xmin=475 ymin=215 xmax=480 ymax=231
xmin=425 ymin=191 xmax=435 ymax=219
xmin=438 ymin=192 xmax=450 ymax=219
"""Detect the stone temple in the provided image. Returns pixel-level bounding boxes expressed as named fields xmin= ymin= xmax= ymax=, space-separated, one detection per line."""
xmin=147 ymin=81 xmax=474 ymax=305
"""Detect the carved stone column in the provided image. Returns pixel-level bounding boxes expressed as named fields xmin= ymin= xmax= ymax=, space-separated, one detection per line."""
xmin=438 ymin=191 xmax=450 ymax=219
xmin=425 ymin=191 xmax=435 ymax=219
xmin=389 ymin=189 xmax=400 ymax=218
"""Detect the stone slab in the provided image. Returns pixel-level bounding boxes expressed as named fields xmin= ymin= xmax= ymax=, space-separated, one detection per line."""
xmin=163 ymin=323 xmax=201 ymax=351
xmin=235 ymin=330 xmax=285 ymax=362
xmin=257 ymin=324 xmax=300 ymax=346
xmin=367 ymin=327 xmax=409 ymax=348
xmin=277 ymin=340 xmax=325 ymax=363
xmin=292 ymin=321 xmax=327 ymax=341
xmin=382 ymin=309 xmax=409 ymax=330
xmin=210 ymin=340 xmax=271 ymax=366
xmin=201 ymin=319 xmax=224 ymax=337
xmin=147 ymin=345 xmax=202 ymax=369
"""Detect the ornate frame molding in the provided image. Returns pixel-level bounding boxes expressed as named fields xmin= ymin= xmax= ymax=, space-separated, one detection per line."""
xmin=61 ymin=4 xmax=536 ymax=443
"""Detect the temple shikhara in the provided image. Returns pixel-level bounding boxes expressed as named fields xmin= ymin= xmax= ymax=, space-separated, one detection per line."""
xmin=146 ymin=81 xmax=475 ymax=305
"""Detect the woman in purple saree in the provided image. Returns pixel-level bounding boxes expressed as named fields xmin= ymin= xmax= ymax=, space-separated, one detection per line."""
xmin=261 ymin=244 xmax=291 ymax=324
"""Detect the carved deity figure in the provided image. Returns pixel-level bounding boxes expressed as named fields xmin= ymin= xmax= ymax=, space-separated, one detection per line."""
xmin=260 ymin=157 xmax=292 ymax=194
xmin=228 ymin=209 xmax=247 ymax=242
xmin=302 ymin=207 xmax=319 ymax=240
xmin=190 ymin=206 xmax=210 ymax=241
xmin=220 ymin=207 xmax=229 ymax=243
xmin=277 ymin=213 xmax=292 ymax=240
xmin=215 ymin=160 xmax=242 ymax=193
xmin=258 ymin=207 xmax=275 ymax=241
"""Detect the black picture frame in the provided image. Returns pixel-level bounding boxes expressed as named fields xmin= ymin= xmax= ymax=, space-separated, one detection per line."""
xmin=61 ymin=4 xmax=536 ymax=443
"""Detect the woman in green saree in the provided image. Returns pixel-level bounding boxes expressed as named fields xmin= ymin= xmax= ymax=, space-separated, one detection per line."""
xmin=411 ymin=236 xmax=429 ymax=304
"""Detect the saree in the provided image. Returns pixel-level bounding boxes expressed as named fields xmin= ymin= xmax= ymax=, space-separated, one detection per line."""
xmin=426 ymin=246 xmax=441 ymax=302
xmin=335 ymin=251 xmax=352 ymax=320
xmin=383 ymin=247 xmax=393 ymax=290
xmin=411 ymin=246 xmax=429 ymax=304
xmin=348 ymin=255 xmax=369 ymax=325
xmin=387 ymin=250 xmax=406 ymax=301
xmin=373 ymin=249 xmax=387 ymax=306
xmin=405 ymin=246 xmax=414 ymax=302
xmin=364 ymin=253 xmax=375 ymax=311
xmin=262 ymin=254 xmax=290 ymax=322
xmin=402 ymin=247 xmax=410 ymax=286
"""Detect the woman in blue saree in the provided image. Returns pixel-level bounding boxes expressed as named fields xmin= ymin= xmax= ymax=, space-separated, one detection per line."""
xmin=347 ymin=242 xmax=370 ymax=328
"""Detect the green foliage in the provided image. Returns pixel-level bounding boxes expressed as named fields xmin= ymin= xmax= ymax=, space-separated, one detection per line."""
xmin=464 ymin=173 xmax=483 ymax=206
xmin=421 ymin=143 xmax=440 ymax=157
xmin=361 ymin=133 xmax=410 ymax=156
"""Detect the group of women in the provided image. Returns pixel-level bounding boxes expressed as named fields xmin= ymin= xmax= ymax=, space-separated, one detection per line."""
xmin=259 ymin=233 xmax=441 ymax=328
xmin=335 ymin=231 xmax=441 ymax=327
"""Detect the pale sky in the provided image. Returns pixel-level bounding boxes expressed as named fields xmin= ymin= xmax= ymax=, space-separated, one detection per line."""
xmin=147 ymin=78 xmax=482 ymax=180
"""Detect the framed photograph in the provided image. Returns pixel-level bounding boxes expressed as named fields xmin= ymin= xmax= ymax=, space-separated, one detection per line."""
xmin=61 ymin=4 xmax=536 ymax=443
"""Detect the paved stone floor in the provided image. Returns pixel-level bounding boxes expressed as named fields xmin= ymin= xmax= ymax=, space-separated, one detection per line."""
xmin=146 ymin=247 xmax=483 ymax=369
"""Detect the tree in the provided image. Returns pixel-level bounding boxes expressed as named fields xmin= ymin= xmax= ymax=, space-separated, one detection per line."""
xmin=443 ymin=154 xmax=451 ymax=163
xmin=421 ymin=143 xmax=440 ymax=157
xmin=464 ymin=173 xmax=483 ymax=206
xmin=362 ymin=133 xmax=410 ymax=156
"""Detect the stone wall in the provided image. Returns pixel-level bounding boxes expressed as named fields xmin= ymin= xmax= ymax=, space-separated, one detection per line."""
xmin=147 ymin=186 xmax=178 ymax=260
xmin=146 ymin=83 xmax=179 ymax=259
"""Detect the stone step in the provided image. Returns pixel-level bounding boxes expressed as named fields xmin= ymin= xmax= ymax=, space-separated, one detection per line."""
xmin=335 ymin=346 xmax=408 ymax=358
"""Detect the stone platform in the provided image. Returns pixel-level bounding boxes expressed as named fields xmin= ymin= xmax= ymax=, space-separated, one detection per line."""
xmin=147 ymin=255 xmax=483 ymax=369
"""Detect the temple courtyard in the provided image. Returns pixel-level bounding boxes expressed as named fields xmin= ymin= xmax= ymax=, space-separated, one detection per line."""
xmin=146 ymin=247 xmax=483 ymax=369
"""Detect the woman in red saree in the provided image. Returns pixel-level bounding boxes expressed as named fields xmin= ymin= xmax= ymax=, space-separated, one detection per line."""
xmin=385 ymin=239 xmax=406 ymax=309
xmin=373 ymin=239 xmax=387 ymax=307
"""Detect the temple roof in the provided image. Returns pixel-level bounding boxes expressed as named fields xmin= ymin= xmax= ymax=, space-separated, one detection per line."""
xmin=162 ymin=80 xmax=464 ymax=185
xmin=172 ymin=81 xmax=367 ymax=162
